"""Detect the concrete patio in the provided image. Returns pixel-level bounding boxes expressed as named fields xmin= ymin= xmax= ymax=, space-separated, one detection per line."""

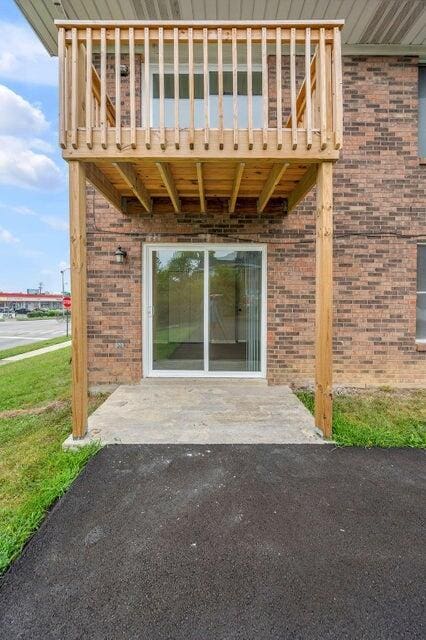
xmin=64 ymin=380 xmax=323 ymax=447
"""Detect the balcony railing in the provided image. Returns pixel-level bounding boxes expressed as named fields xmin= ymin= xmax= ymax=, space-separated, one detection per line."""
xmin=57 ymin=20 xmax=343 ymax=159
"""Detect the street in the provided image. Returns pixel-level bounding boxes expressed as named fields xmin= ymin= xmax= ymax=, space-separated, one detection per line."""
xmin=0 ymin=318 xmax=69 ymax=350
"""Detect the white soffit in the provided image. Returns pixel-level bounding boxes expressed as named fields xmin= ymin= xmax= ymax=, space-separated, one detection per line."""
xmin=14 ymin=0 xmax=426 ymax=56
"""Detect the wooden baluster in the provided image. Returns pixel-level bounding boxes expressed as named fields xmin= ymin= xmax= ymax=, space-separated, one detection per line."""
xmin=115 ymin=27 xmax=121 ymax=150
xmin=144 ymin=27 xmax=151 ymax=149
xmin=218 ymin=27 xmax=224 ymax=150
xmin=100 ymin=27 xmax=107 ymax=149
xmin=261 ymin=27 xmax=268 ymax=150
xmin=247 ymin=28 xmax=253 ymax=150
xmin=159 ymin=26 xmax=165 ymax=150
xmin=77 ymin=41 xmax=86 ymax=132
xmin=319 ymin=27 xmax=327 ymax=149
xmin=203 ymin=27 xmax=209 ymax=149
xmin=290 ymin=27 xmax=297 ymax=150
xmin=174 ymin=27 xmax=179 ymax=149
xmin=313 ymin=44 xmax=319 ymax=130
xmin=276 ymin=26 xmax=282 ymax=150
xmin=129 ymin=26 xmax=136 ymax=150
xmin=71 ymin=27 xmax=78 ymax=149
xmin=85 ymin=28 xmax=93 ymax=149
xmin=232 ymin=28 xmax=238 ymax=150
xmin=333 ymin=26 xmax=343 ymax=150
xmin=58 ymin=28 xmax=66 ymax=148
xmin=326 ymin=39 xmax=333 ymax=148
xmin=65 ymin=43 xmax=70 ymax=139
xmin=188 ymin=27 xmax=194 ymax=150
xmin=305 ymin=27 xmax=312 ymax=150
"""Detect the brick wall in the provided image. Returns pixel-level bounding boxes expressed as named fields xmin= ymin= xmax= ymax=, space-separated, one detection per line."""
xmin=86 ymin=56 xmax=426 ymax=390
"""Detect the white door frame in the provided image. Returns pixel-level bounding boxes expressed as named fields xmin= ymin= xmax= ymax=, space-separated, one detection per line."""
xmin=142 ymin=243 xmax=267 ymax=378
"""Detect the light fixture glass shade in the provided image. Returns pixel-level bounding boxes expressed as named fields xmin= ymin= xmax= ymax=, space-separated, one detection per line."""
xmin=114 ymin=246 xmax=127 ymax=263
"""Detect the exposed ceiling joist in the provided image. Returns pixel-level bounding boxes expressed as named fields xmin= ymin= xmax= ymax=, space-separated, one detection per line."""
xmin=156 ymin=162 xmax=181 ymax=212
xmin=196 ymin=162 xmax=206 ymax=213
xmin=228 ymin=163 xmax=245 ymax=213
xmin=257 ymin=163 xmax=289 ymax=212
xmin=85 ymin=162 xmax=127 ymax=214
xmin=113 ymin=162 xmax=152 ymax=212
xmin=287 ymin=164 xmax=318 ymax=213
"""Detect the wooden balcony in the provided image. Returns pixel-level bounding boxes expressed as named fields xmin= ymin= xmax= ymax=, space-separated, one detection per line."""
xmin=57 ymin=19 xmax=343 ymax=213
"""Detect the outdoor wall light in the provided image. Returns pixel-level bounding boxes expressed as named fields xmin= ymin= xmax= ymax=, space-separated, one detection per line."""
xmin=114 ymin=246 xmax=127 ymax=264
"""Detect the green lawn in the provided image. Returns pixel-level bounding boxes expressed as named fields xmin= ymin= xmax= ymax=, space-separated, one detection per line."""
xmin=0 ymin=335 xmax=70 ymax=360
xmin=0 ymin=348 xmax=103 ymax=574
xmin=297 ymin=389 xmax=426 ymax=448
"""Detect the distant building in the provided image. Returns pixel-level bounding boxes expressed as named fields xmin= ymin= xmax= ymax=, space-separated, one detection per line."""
xmin=0 ymin=292 xmax=63 ymax=311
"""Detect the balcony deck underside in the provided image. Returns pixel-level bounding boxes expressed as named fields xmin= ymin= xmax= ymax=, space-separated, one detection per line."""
xmin=82 ymin=154 xmax=319 ymax=214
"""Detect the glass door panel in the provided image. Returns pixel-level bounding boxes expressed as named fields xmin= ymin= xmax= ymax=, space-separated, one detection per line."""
xmin=208 ymin=250 xmax=262 ymax=372
xmin=152 ymin=249 xmax=204 ymax=371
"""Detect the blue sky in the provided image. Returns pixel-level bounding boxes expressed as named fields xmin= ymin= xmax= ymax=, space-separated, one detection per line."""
xmin=0 ymin=0 xmax=69 ymax=294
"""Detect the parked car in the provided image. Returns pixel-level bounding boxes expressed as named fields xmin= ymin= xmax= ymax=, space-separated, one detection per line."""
xmin=0 ymin=307 xmax=14 ymax=319
xmin=15 ymin=308 xmax=28 ymax=315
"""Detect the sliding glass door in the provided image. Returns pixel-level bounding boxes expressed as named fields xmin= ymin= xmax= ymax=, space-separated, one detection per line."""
xmin=146 ymin=245 xmax=265 ymax=377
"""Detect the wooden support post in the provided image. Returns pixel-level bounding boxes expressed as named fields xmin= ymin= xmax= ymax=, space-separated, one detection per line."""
xmin=69 ymin=161 xmax=88 ymax=439
xmin=315 ymin=161 xmax=333 ymax=438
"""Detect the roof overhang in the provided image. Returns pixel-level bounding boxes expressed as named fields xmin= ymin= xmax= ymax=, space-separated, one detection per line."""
xmin=14 ymin=0 xmax=426 ymax=57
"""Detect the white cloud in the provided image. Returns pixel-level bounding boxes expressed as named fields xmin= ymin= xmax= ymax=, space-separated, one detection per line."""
xmin=40 ymin=215 xmax=68 ymax=232
xmin=0 ymin=85 xmax=63 ymax=191
xmin=29 ymin=138 xmax=55 ymax=154
xmin=0 ymin=85 xmax=48 ymax=136
xmin=0 ymin=203 xmax=68 ymax=232
xmin=0 ymin=135 xmax=63 ymax=190
xmin=0 ymin=21 xmax=57 ymax=86
xmin=0 ymin=226 xmax=19 ymax=244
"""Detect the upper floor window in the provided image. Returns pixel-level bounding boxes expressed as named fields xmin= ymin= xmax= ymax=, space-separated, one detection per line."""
xmin=147 ymin=66 xmax=263 ymax=129
xmin=417 ymin=244 xmax=426 ymax=341
xmin=419 ymin=66 xmax=426 ymax=158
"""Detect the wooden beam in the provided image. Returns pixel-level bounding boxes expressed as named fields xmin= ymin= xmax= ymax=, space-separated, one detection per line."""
xmin=229 ymin=162 xmax=245 ymax=213
xmin=257 ymin=163 xmax=289 ymax=212
xmin=315 ymin=161 xmax=333 ymax=438
xmin=62 ymin=128 xmax=341 ymax=161
xmin=156 ymin=162 xmax=181 ymax=212
xmin=69 ymin=161 xmax=88 ymax=439
xmin=113 ymin=162 xmax=152 ymax=212
xmin=196 ymin=162 xmax=206 ymax=213
xmin=287 ymin=164 xmax=318 ymax=213
xmin=85 ymin=162 xmax=126 ymax=213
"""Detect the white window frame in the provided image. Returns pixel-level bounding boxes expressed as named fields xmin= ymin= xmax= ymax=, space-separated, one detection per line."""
xmin=141 ymin=62 xmax=263 ymax=129
xmin=417 ymin=242 xmax=426 ymax=343
xmin=142 ymin=243 xmax=267 ymax=378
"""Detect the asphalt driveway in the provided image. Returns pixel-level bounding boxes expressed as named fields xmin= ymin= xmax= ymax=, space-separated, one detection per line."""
xmin=0 ymin=318 xmax=67 ymax=350
xmin=0 ymin=445 xmax=424 ymax=639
